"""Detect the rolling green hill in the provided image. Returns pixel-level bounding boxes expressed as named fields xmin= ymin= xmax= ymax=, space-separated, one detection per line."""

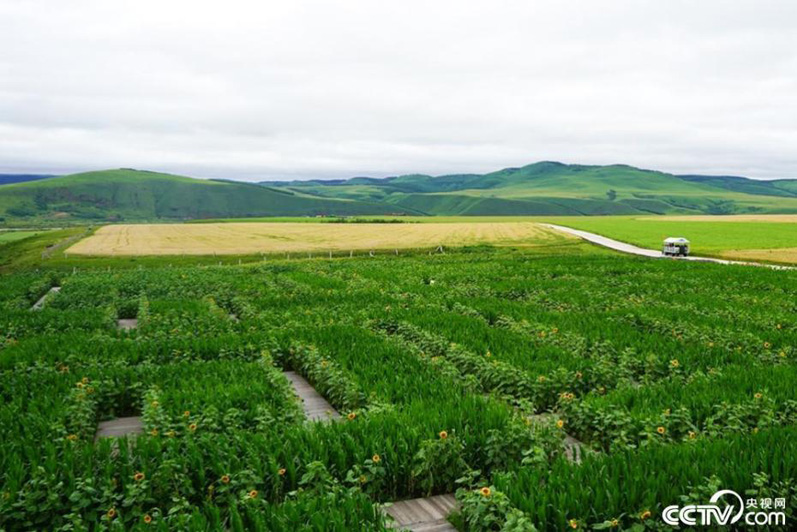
xmin=265 ymin=162 xmax=797 ymax=216
xmin=678 ymin=174 xmax=797 ymax=198
xmin=4 ymin=163 xmax=797 ymax=224
xmin=0 ymin=169 xmax=415 ymax=224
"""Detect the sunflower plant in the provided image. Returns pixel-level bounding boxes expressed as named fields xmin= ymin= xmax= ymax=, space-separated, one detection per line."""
xmin=457 ymin=485 xmax=536 ymax=531
xmin=412 ymin=431 xmax=469 ymax=496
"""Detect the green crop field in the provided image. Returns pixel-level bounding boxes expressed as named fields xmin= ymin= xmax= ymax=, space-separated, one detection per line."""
xmin=0 ymin=231 xmax=42 ymax=245
xmin=547 ymin=215 xmax=797 ymax=263
xmin=1 ymin=244 xmax=796 ymax=530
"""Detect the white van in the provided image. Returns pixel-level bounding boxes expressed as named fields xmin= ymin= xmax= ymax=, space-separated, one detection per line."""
xmin=663 ymin=237 xmax=690 ymax=257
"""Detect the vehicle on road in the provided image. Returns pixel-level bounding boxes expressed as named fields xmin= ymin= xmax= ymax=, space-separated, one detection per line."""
xmin=663 ymin=237 xmax=690 ymax=257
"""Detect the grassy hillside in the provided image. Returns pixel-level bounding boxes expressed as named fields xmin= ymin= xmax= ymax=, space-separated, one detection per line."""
xmin=0 ymin=169 xmax=414 ymax=224
xmin=267 ymin=162 xmax=797 ymax=216
xmin=4 ymin=163 xmax=797 ymax=223
xmin=678 ymin=174 xmax=797 ymax=197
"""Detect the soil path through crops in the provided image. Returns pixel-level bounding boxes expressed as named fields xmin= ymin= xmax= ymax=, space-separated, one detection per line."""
xmin=541 ymin=224 xmax=794 ymax=270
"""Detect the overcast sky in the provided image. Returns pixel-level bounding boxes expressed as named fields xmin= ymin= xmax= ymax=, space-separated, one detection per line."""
xmin=1 ymin=0 xmax=796 ymax=181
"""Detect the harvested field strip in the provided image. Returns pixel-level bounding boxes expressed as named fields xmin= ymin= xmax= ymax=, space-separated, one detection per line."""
xmin=66 ymin=222 xmax=572 ymax=256
xmin=720 ymin=246 xmax=797 ymax=264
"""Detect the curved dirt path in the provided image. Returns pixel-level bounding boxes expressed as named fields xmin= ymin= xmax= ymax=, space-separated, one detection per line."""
xmin=541 ymin=223 xmax=794 ymax=270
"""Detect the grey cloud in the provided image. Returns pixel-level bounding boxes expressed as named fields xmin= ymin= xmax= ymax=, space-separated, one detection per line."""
xmin=1 ymin=0 xmax=796 ymax=180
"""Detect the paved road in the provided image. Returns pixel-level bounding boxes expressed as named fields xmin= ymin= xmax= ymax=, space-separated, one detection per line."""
xmin=541 ymin=223 xmax=794 ymax=270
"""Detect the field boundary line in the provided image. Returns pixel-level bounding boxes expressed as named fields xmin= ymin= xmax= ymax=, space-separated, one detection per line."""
xmin=44 ymin=227 xmax=93 ymax=259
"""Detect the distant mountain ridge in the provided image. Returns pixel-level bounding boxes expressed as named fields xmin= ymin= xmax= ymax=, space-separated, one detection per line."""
xmin=3 ymin=162 xmax=797 ymax=224
xmin=0 ymin=174 xmax=56 ymax=186
xmin=262 ymin=161 xmax=797 ymax=216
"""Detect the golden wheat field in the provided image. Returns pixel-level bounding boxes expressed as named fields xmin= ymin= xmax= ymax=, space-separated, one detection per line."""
xmin=66 ymin=222 xmax=572 ymax=256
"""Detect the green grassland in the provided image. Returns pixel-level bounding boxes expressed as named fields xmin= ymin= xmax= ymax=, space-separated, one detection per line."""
xmin=0 ymin=231 xmax=43 ymax=245
xmin=1 ymin=246 xmax=796 ymax=530
xmin=549 ymin=216 xmax=797 ymax=257
xmin=0 ymin=228 xmax=90 ymax=273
